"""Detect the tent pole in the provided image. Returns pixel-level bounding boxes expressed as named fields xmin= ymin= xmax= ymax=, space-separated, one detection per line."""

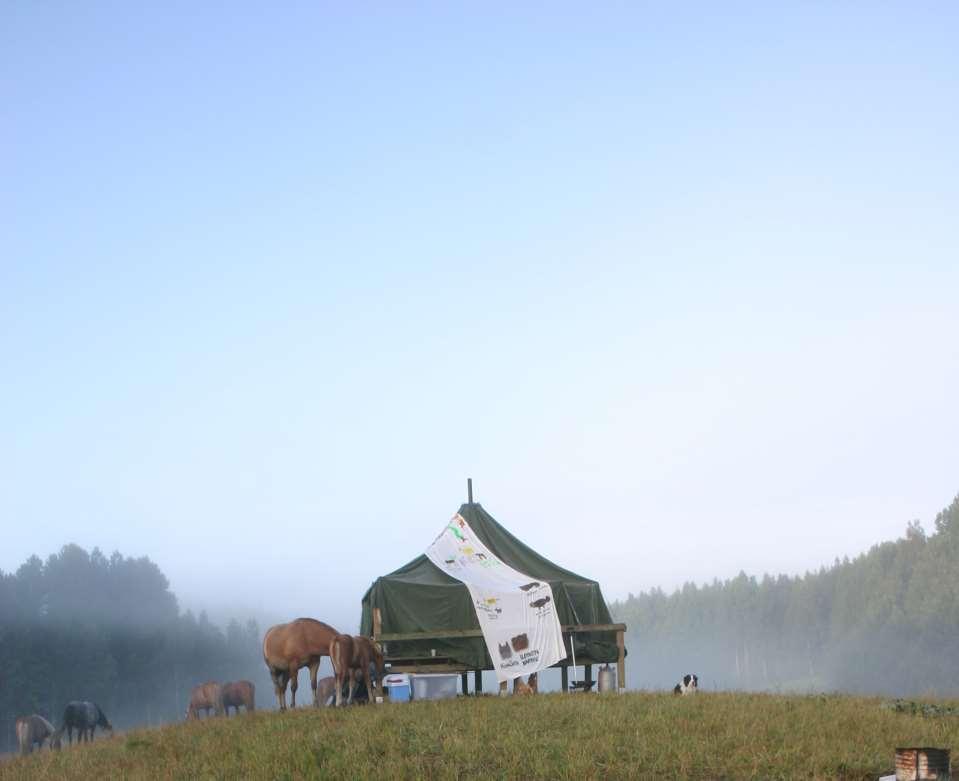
xmin=467 ymin=478 xmax=473 ymax=503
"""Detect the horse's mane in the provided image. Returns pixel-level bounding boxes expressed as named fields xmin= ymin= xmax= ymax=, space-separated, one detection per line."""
xmin=93 ymin=702 xmax=110 ymax=726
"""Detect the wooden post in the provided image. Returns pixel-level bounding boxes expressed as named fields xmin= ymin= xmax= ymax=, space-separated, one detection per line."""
xmin=468 ymin=478 xmax=473 ymax=503
xmin=585 ymin=664 xmax=593 ymax=690
xmin=616 ymin=628 xmax=625 ymax=692
xmin=474 ymin=669 xmax=483 ymax=693
xmin=499 ymin=680 xmax=508 ymax=696
xmin=461 ymin=672 xmax=468 ymax=695
xmin=561 ymin=665 xmax=569 ymax=693
xmin=372 ymin=607 xmax=384 ymax=700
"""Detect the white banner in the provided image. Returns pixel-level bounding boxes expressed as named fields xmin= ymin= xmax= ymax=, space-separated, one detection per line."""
xmin=426 ymin=513 xmax=566 ymax=683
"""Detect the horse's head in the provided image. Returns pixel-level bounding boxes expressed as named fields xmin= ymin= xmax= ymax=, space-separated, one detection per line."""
xmin=95 ymin=705 xmax=113 ymax=736
xmin=370 ymin=638 xmax=385 ymax=677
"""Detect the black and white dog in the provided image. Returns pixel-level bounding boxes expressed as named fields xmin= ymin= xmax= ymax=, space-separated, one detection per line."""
xmin=673 ymin=674 xmax=698 ymax=695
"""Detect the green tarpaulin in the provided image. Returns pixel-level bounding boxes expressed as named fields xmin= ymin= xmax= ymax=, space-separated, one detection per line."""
xmin=360 ymin=502 xmax=622 ymax=670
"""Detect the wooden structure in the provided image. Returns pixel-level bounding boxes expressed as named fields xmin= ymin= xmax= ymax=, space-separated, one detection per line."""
xmin=373 ymin=608 xmax=626 ymax=694
xmin=894 ymin=747 xmax=950 ymax=780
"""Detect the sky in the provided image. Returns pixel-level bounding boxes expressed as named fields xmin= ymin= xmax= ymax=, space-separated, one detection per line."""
xmin=2 ymin=2 xmax=957 ymax=634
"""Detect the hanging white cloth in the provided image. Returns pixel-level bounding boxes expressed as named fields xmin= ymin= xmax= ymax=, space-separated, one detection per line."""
xmin=426 ymin=513 xmax=567 ymax=683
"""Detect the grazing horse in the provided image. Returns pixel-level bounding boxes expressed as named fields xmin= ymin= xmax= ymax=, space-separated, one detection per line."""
xmin=512 ymin=672 xmax=538 ymax=695
xmin=263 ymin=617 xmax=339 ymax=709
xmin=16 ymin=715 xmax=60 ymax=754
xmin=220 ymin=680 xmax=255 ymax=715
xmin=60 ymin=701 xmax=112 ymax=744
xmin=316 ymin=675 xmax=337 ymax=707
xmin=186 ymin=682 xmax=224 ymax=719
xmin=330 ymin=634 xmax=385 ymax=706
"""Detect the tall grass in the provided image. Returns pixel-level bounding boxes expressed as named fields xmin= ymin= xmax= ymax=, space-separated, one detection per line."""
xmin=4 ymin=692 xmax=958 ymax=780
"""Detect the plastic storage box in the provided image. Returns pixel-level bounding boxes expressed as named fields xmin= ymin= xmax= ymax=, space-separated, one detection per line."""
xmin=410 ymin=673 xmax=459 ymax=700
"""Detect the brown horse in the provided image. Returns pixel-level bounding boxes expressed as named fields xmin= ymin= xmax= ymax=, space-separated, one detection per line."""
xmin=262 ymin=617 xmax=339 ymax=709
xmin=186 ymin=682 xmax=224 ymax=719
xmin=16 ymin=715 xmax=60 ymax=754
xmin=330 ymin=634 xmax=385 ymax=706
xmin=512 ymin=672 xmax=538 ymax=695
xmin=221 ymin=680 xmax=255 ymax=715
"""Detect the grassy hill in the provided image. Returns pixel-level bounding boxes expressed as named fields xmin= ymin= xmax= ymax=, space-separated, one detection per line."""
xmin=4 ymin=692 xmax=959 ymax=780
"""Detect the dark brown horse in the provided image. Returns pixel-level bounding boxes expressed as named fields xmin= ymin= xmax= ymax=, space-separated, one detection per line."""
xmin=221 ymin=680 xmax=255 ymax=715
xmin=59 ymin=701 xmax=112 ymax=744
xmin=186 ymin=682 xmax=224 ymax=719
xmin=330 ymin=634 xmax=385 ymax=706
xmin=262 ymin=618 xmax=339 ymax=709
xmin=16 ymin=715 xmax=59 ymax=754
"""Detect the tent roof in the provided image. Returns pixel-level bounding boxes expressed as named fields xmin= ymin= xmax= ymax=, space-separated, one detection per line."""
xmin=375 ymin=502 xmax=592 ymax=585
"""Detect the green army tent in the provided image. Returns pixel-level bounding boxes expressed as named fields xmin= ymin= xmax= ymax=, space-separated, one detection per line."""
xmin=360 ymin=502 xmax=623 ymax=675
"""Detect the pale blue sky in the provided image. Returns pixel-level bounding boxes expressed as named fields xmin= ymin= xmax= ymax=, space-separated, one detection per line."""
xmin=2 ymin=3 xmax=957 ymax=632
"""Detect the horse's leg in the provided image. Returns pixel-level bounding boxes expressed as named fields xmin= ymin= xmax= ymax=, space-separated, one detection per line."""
xmin=333 ymin=662 xmax=344 ymax=707
xmin=271 ymin=668 xmax=287 ymax=710
xmin=289 ymin=667 xmax=299 ymax=708
xmin=347 ymin=670 xmax=357 ymax=705
xmin=308 ymin=660 xmax=320 ymax=707
xmin=364 ymin=665 xmax=375 ymax=703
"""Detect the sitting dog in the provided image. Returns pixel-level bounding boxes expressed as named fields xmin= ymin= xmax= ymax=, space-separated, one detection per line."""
xmin=673 ymin=674 xmax=698 ymax=695
xmin=512 ymin=672 xmax=538 ymax=695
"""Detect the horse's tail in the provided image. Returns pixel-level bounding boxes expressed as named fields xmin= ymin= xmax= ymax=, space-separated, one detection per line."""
xmin=15 ymin=718 xmax=28 ymax=755
xmin=262 ymin=626 xmax=275 ymax=667
xmin=248 ymin=681 xmax=255 ymax=711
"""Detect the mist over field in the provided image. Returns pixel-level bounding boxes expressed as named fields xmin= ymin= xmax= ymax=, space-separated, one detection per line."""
xmin=4 ymin=493 xmax=959 ymax=753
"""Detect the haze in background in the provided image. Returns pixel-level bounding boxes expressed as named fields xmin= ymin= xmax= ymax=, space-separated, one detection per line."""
xmin=2 ymin=3 xmax=957 ymax=633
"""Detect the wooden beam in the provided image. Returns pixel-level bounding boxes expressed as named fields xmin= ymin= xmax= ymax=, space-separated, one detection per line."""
xmin=474 ymin=669 xmax=482 ymax=693
xmin=561 ymin=623 xmax=627 ymax=633
xmin=461 ymin=672 xmax=468 ymax=695
xmin=385 ymin=663 xmax=472 ymax=674
xmin=561 ymin=665 xmax=569 ymax=692
xmin=378 ymin=628 xmax=484 ymax=641
xmin=377 ymin=623 xmax=626 ymax=643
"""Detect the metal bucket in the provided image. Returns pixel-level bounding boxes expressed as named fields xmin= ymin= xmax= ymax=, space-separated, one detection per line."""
xmin=597 ymin=665 xmax=617 ymax=693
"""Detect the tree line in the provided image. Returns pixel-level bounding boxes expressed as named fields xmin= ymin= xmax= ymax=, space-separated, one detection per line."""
xmin=0 ymin=545 xmax=266 ymax=753
xmin=611 ymin=493 xmax=959 ymax=696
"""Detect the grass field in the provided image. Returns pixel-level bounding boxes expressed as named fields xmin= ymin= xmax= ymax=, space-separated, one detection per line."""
xmin=3 ymin=692 xmax=958 ymax=780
